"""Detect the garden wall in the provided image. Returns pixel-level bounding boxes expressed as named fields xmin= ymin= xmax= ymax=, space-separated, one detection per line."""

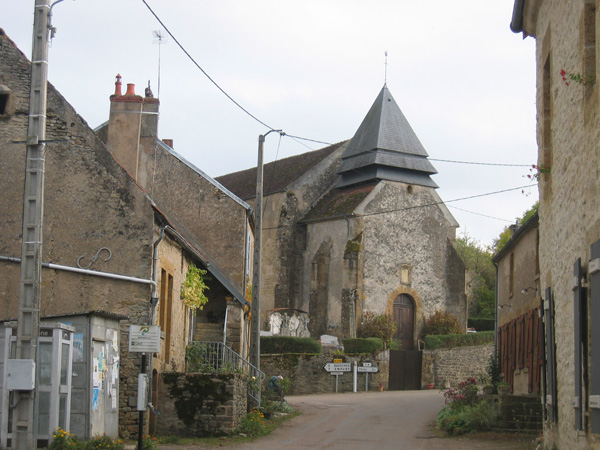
xmin=260 ymin=352 xmax=389 ymax=394
xmin=421 ymin=344 xmax=494 ymax=388
xmin=156 ymin=373 xmax=247 ymax=436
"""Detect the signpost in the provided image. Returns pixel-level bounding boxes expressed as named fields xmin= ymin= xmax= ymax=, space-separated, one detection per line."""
xmin=324 ymin=362 xmax=351 ymax=392
xmin=358 ymin=363 xmax=379 ymax=391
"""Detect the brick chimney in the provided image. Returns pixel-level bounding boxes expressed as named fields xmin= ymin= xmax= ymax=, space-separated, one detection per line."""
xmin=106 ymin=74 xmax=159 ymax=187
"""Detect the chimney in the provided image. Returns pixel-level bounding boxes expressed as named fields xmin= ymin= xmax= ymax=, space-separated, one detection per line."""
xmin=162 ymin=139 xmax=173 ymax=148
xmin=106 ymin=74 xmax=159 ymax=187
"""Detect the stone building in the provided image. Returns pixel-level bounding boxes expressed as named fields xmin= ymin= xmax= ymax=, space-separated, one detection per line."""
xmin=217 ymin=84 xmax=467 ymax=349
xmin=0 ymin=30 xmax=252 ymax=438
xmin=493 ymin=212 xmax=543 ymax=396
xmin=511 ymin=1 xmax=600 ymax=448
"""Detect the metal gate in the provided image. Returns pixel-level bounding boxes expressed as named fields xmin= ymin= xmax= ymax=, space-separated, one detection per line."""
xmin=388 ymin=350 xmax=422 ymax=390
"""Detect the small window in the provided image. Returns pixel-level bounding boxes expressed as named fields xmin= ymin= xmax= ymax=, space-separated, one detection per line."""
xmin=0 ymin=85 xmax=10 ymax=115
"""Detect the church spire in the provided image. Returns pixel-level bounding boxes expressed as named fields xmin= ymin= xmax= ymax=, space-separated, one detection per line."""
xmin=336 ymin=85 xmax=438 ymax=189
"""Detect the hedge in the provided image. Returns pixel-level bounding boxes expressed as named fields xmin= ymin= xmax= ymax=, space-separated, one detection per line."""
xmin=261 ymin=336 xmax=322 ymax=354
xmin=424 ymin=331 xmax=494 ymax=350
xmin=343 ymin=338 xmax=383 ymax=354
xmin=468 ymin=318 xmax=495 ymax=331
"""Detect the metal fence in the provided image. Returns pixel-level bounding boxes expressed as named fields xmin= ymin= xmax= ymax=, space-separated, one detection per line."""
xmin=188 ymin=341 xmax=265 ymax=405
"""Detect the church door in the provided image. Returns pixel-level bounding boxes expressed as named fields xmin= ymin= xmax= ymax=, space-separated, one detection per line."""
xmin=393 ymin=294 xmax=415 ymax=350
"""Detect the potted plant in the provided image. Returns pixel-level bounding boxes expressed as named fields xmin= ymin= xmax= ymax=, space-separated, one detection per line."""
xmin=497 ymin=381 xmax=510 ymax=395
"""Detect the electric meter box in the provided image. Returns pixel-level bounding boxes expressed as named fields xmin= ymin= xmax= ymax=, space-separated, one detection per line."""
xmin=6 ymin=359 xmax=36 ymax=390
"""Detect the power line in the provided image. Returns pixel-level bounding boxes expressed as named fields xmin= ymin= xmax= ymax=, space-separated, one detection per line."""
xmin=262 ymin=184 xmax=536 ymax=231
xmin=141 ymin=0 xmax=276 ymax=132
xmin=429 ymin=158 xmax=531 ymax=167
xmin=447 ymin=205 xmax=516 ymax=223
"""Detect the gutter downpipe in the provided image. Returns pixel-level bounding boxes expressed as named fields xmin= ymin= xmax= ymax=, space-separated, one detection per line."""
xmin=493 ymin=260 xmax=499 ymax=356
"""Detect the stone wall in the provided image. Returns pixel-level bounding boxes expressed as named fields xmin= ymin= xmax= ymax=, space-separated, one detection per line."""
xmin=156 ymin=373 xmax=247 ymax=437
xmin=421 ymin=344 xmax=494 ymax=388
xmin=261 ymin=352 xmax=389 ymax=394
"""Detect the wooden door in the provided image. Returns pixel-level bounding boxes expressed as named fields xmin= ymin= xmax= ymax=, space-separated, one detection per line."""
xmin=389 ymin=350 xmax=422 ymax=390
xmin=393 ymin=294 xmax=415 ymax=350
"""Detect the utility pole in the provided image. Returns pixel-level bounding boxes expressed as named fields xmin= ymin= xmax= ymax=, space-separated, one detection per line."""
xmin=249 ymin=130 xmax=281 ymax=371
xmin=13 ymin=1 xmax=52 ymax=448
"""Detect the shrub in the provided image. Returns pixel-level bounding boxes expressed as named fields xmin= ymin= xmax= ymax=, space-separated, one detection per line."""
xmin=48 ymin=429 xmax=125 ymax=450
xmin=467 ymin=318 xmax=495 ymax=331
xmin=237 ymin=409 xmax=267 ymax=436
xmin=423 ymin=331 xmax=494 ymax=350
xmin=356 ymin=312 xmax=398 ymax=349
xmin=421 ymin=311 xmax=463 ymax=337
xmin=260 ymin=336 xmax=321 ymax=354
xmin=48 ymin=428 xmax=81 ymax=450
xmin=343 ymin=338 xmax=383 ymax=353
xmin=437 ymin=400 xmax=499 ymax=435
xmin=443 ymin=377 xmax=478 ymax=407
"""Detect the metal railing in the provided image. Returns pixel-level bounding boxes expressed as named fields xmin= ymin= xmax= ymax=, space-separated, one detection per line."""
xmin=188 ymin=341 xmax=265 ymax=405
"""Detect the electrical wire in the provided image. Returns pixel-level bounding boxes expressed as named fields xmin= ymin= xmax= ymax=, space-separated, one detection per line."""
xmin=141 ymin=0 xmax=276 ymax=132
xmin=261 ymin=184 xmax=536 ymax=231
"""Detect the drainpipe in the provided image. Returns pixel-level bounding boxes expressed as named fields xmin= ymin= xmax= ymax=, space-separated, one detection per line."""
xmin=493 ymin=260 xmax=499 ymax=356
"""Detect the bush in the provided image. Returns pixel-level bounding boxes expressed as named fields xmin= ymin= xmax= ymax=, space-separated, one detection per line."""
xmin=237 ymin=409 xmax=267 ymax=436
xmin=421 ymin=311 xmax=463 ymax=337
xmin=356 ymin=312 xmax=397 ymax=349
xmin=467 ymin=318 xmax=495 ymax=331
xmin=48 ymin=428 xmax=125 ymax=450
xmin=424 ymin=331 xmax=494 ymax=350
xmin=343 ymin=338 xmax=383 ymax=353
xmin=437 ymin=400 xmax=499 ymax=435
xmin=261 ymin=336 xmax=321 ymax=354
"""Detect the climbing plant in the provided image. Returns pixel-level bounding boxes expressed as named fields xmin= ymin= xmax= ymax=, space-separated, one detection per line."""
xmin=181 ymin=264 xmax=209 ymax=312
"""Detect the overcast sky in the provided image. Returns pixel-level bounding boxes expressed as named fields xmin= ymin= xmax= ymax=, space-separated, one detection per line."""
xmin=2 ymin=0 xmax=538 ymax=247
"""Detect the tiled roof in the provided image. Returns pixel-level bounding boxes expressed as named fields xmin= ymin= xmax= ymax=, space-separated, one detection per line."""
xmin=337 ymin=85 xmax=438 ymax=189
xmin=216 ymin=143 xmax=343 ymax=200
xmin=301 ymin=182 xmax=377 ymax=222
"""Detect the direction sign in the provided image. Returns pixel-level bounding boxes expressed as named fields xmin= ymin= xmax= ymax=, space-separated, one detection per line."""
xmin=324 ymin=362 xmax=351 ymax=372
xmin=358 ymin=366 xmax=379 ymax=373
xmin=330 ymin=371 xmax=344 ymax=376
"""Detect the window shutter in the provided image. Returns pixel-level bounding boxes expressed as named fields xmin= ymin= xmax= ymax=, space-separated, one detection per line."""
xmin=590 ymin=240 xmax=600 ymax=433
xmin=573 ymin=258 xmax=584 ymax=431
xmin=527 ymin=310 xmax=534 ymax=393
xmin=544 ymin=287 xmax=557 ymax=422
xmin=535 ymin=306 xmax=543 ymax=394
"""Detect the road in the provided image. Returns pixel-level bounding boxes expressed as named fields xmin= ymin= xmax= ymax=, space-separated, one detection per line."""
xmin=234 ymin=390 xmax=538 ymax=450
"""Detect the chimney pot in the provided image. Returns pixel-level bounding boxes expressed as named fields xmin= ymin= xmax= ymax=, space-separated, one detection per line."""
xmin=114 ymin=74 xmax=122 ymax=96
xmin=162 ymin=139 xmax=173 ymax=148
xmin=125 ymin=83 xmax=136 ymax=96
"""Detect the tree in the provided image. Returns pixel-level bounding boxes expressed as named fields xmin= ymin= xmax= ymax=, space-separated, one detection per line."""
xmin=455 ymin=233 xmax=495 ymax=319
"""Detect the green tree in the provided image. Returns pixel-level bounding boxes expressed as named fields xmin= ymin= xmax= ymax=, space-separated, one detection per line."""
xmin=455 ymin=234 xmax=495 ymax=320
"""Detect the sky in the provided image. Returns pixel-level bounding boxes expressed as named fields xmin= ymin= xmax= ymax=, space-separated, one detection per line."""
xmin=1 ymin=0 xmax=538 ymax=248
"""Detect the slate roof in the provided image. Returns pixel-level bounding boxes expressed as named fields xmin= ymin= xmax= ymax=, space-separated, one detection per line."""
xmin=301 ymin=182 xmax=377 ymax=223
xmin=216 ymin=143 xmax=343 ymax=200
xmin=337 ymin=84 xmax=438 ymax=189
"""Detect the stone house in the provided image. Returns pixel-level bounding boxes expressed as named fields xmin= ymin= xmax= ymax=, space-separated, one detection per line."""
xmin=0 ymin=30 xmax=252 ymax=439
xmin=217 ymin=84 xmax=467 ymax=349
xmin=493 ymin=212 xmax=543 ymax=396
xmin=511 ymin=1 xmax=600 ymax=448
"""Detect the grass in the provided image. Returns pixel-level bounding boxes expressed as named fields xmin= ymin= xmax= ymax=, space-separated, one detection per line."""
xmin=155 ymin=410 xmax=300 ymax=447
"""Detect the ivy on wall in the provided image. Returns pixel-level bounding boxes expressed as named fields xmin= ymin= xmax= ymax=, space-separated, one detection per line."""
xmin=181 ymin=264 xmax=209 ymax=312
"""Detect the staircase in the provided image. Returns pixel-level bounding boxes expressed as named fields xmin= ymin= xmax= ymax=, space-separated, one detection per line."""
xmin=194 ymin=323 xmax=224 ymax=342
xmin=495 ymin=395 xmax=543 ymax=432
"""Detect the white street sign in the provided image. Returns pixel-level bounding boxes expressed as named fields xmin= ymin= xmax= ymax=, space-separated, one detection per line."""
xmin=358 ymin=366 xmax=379 ymax=373
xmin=324 ymin=362 xmax=351 ymax=372
xmin=129 ymin=325 xmax=161 ymax=353
xmin=330 ymin=371 xmax=344 ymax=375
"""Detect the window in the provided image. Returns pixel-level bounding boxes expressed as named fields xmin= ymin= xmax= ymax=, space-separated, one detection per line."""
xmin=159 ymin=269 xmax=174 ymax=362
xmin=541 ymin=55 xmax=553 ymax=198
xmin=0 ymin=85 xmax=10 ymax=115
xmin=583 ymin=1 xmax=596 ymax=103
xmin=509 ymin=253 xmax=515 ymax=297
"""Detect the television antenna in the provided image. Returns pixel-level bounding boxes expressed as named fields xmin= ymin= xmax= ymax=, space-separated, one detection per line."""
xmin=152 ymin=30 xmax=167 ymax=98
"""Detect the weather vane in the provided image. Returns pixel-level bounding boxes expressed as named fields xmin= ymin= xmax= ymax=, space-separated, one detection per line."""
xmin=384 ymin=51 xmax=388 ymax=84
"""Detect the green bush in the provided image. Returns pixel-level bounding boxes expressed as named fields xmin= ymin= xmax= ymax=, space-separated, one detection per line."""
xmin=48 ymin=428 xmax=125 ymax=450
xmin=261 ymin=336 xmax=321 ymax=354
xmin=343 ymin=338 xmax=383 ymax=353
xmin=424 ymin=331 xmax=494 ymax=350
xmin=356 ymin=312 xmax=397 ymax=349
xmin=237 ymin=409 xmax=267 ymax=436
xmin=467 ymin=318 xmax=495 ymax=331
xmin=436 ymin=400 xmax=499 ymax=435
xmin=421 ymin=311 xmax=464 ymax=337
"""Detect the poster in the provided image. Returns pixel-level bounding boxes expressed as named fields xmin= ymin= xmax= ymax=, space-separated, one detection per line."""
xmin=111 ymin=388 xmax=117 ymax=409
xmin=73 ymin=333 xmax=84 ymax=362
xmin=92 ymin=388 xmax=99 ymax=411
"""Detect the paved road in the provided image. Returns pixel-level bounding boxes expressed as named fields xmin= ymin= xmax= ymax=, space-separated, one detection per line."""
xmin=234 ymin=390 xmax=537 ymax=450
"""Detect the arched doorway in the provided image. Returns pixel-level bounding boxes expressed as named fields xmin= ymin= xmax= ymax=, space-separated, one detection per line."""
xmin=393 ymin=294 xmax=415 ymax=350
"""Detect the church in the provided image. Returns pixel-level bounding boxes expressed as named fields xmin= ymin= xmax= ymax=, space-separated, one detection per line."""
xmin=217 ymin=85 xmax=467 ymax=349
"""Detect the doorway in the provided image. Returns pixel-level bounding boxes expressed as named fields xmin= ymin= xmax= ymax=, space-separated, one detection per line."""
xmin=393 ymin=294 xmax=415 ymax=350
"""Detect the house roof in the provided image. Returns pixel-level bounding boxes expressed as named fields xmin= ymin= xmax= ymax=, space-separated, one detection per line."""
xmin=216 ymin=143 xmax=343 ymax=200
xmin=492 ymin=211 xmax=539 ymax=263
xmin=301 ymin=182 xmax=377 ymax=223
xmin=336 ymin=85 xmax=438 ymax=189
